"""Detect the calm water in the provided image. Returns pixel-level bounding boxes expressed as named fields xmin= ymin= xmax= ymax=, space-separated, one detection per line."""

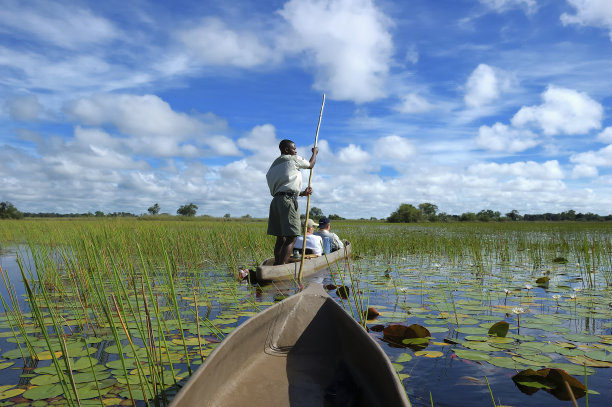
xmin=0 ymin=244 xmax=610 ymax=406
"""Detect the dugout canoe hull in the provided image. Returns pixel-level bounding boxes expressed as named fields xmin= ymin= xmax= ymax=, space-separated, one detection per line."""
xmin=169 ymin=283 xmax=410 ymax=407
xmin=255 ymin=242 xmax=351 ymax=282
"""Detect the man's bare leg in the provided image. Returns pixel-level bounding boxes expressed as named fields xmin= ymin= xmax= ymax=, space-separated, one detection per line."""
xmin=274 ymin=236 xmax=297 ymax=265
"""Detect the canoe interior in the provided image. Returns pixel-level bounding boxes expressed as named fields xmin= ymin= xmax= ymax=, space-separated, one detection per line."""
xmin=170 ymin=284 xmax=409 ymax=407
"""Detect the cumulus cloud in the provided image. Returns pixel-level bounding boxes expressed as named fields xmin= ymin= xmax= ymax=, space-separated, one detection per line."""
xmin=597 ymin=127 xmax=612 ymax=143
xmin=4 ymin=94 xmax=43 ymax=121
xmin=561 ymin=0 xmax=612 ymax=41
xmin=373 ymin=135 xmax=416 ymax=160
xmin=338 ymin=144 xmax=370 ymax=163
xmin=395 ymin=93 xmax=432 ymax=114
xmin=464 ymin=64 xmax=513 ymax=108
xmin=467 ymin=160 xmax=565 ymax=180
xmin=0 ymin=0 xmax=117 ymax=49
xmin=178 ymin=18 xmax=276 ymax=67
xmin=278 ymin=0 xmax=393 ymax=103
xmin=237 ymin=124 xmax=278 ymax=152
xmin=64 ymin=93 xmax=238 ymax=157
xmin=479 ymin=0 xmax=537 ymax=14
xmin=571 ymin=164 xmax=598 ymax=178
xmin=511 ymin=86 xmax=603 ymax=135
xmin=571 ymin=144 xmax=612 ymax=167
xmin=476 ymin=123 xmax=539 ymax=152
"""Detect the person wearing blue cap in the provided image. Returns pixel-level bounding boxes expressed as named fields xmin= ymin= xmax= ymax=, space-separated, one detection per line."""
xmin=314 ymin=216 xmax=344 ymax=252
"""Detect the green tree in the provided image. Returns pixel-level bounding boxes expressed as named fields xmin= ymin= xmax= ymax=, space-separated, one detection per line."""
xmin=224 ymin=213 xmax=231 ymax=219
xmin=387 ymin=203 xmax=422 ymax=223
xmin=459 ymin=212 xmax=477 ymax=221
xmin=505 ymin=209 xmax=521 ymax=221
xmin=177 ymin=203 xmax=198 ymax=216
xmin=95 ymin=211 xmax=104 ymax=217
xmin=0 ymin=201 xmax=23 ymax=219
xmin=148 ymin=203 xmax=160 ymax=215
xmin=418 ymin=202 xmax=438 ymax=221
xmin=309 ymin=206 xmax=324 ymax=219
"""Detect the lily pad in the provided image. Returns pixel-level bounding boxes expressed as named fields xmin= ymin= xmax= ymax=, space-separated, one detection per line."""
xmin=488 ymin=321 xmax=509 ymax=338
xmin=453 ymin=349 xmax=491 ymax=361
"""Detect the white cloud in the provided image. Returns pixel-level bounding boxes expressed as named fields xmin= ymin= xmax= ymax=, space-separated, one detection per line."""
xmin=464 ymin=64 xmax=513 ymax=108
xmin=511 ymin=86 xmax=603 ymax=135
xmin=467 ymin=160 xmax=565 ymax=180
xmin=64 ymin=93 xmax=238 ymax=157
xmin=0 ymin=0 xmax=117 ymax=49
xmin=561 ymin=0 xmax=612 ymax=41
xmin=479 ymin=0 xmax=537 ymax=14
xmin=178 ymin=18 xmax=276 ymax=68
xmin=4 ymin=95 xmax=43 ymax=121
xmin=373 ymin=135 xmax=416 ymax=160
xmin=237 ymin=124 xmax=278 ymax=152
xmin=597 ymin=127 xmax=612 ymax=143
xmin=476 ymin=123 xmax=539 ymax=152
xmin=570 ymin=144 xmax=612 ymax=167
xmin=571 ymin=164 xmax=598 ymax=178
xmin=395 ymin=93 xmax=432 ymax=114
xmin=278 ymin=0 xmax=393 ymax=103
xmin=338 ymin=144 xmax=370 ymax=163
xmin=65 ymin=94 xmax=200 ymax=139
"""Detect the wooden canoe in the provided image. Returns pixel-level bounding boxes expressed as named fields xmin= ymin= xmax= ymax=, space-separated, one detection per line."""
xmin=169 ymin=283 xmax=410 ymax=407
xmin=256 ymin=242 xmax=352 ymax=282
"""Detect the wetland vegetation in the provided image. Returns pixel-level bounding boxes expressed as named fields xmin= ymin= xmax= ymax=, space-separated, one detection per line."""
xmin=0 ymin=219 xmax=610 ymax=406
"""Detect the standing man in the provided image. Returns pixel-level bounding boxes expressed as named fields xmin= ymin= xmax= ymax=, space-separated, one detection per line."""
xmin=266 ymin=139 xmax=318 ymax=265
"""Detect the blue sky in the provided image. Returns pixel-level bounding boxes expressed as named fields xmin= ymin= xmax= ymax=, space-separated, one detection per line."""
xmin=1 ymin=0 xmax=612 ymax=218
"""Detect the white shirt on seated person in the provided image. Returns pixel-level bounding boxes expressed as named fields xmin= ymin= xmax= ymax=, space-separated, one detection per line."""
xmin=294 ymin=219 xmax=323 ymax=255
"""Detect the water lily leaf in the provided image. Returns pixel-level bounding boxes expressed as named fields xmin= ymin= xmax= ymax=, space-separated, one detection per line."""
xmin=456 ymin=327 xmax=488 ymax=335
xmin=487 ymin=356 xmax=528 ymax=370
xmin=566 ymin=355 xmax=612 ymax=368
xmin=564 ymin=334 xmax=601 ymax=343
xmin=423 ymin=326 xmax=448 ymax=334
xmin=396 ymin=353 xmax=413 ymax=363
xmin=0 ymin=384 xmax=25 ymax=400
xmin=488 ymin=337 xmax=514 ymax=344
xmin=0 ymin=362 xmax=14 ymax=370
xmin=512 ymin=368 xmax=586 ymax=401
xmin=30 ymin=374 xmax=60 ymax=386
xmin=517 ymin=354 xmax=553 ymax=364
xmin=584 ymin=350 xmax=612 ymax=362
xmin=23 ymin=383 xmax=65 ymax=400
xmin=453 ymin=349 xmax=491 ymax=361
xmin=414 ymin=350 xmax=443 ymax=358
xmin=402 ymin=338 xmax=430 ymax=346
xmin=70 ymin=356 xmax=99 ymax=371
xmin=547 ymin=363 xmax=595 ymax=376
xmin=488 ymin=321 xmax=509 ymax=338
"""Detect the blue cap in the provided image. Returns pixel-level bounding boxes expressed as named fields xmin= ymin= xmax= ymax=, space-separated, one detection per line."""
xmin=318 ymin=216 xmax=330 ymax=228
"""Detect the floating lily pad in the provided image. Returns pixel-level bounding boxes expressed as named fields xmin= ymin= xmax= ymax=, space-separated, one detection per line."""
xmin=453 ymin=349 xmax=491 ymax=361
xmin=414 ymin=350 xmax=443 ymax=358
xmin=564 ymin=334 xmax=601 ymax=343
xmin=0 ymin=384 xmax=25 ymax=400
xmin=488 ymin=321 xmax=509 ymax=338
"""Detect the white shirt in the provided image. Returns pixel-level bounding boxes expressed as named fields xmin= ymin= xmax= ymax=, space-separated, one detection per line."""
xmin=294 ymin=234 xmax=323 ymax=255
xmin=266 ymin=155 xmax=310 ymax=196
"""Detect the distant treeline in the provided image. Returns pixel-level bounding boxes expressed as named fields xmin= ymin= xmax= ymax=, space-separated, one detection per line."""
xmin=2 ymin=200 xmax=611 ymax=222
xmin=387 ymin=203 xmax=612 ymax=223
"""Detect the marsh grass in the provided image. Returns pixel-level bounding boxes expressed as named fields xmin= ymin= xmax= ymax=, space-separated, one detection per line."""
xmin=0 ymin=219 xmax=610 ymax=405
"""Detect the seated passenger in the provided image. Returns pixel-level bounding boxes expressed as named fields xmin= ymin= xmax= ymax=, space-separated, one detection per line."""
xmin=314 ymin=216 xmax=344 ymax=252
xmin=294 ymin=219 xmax=323 ymax=256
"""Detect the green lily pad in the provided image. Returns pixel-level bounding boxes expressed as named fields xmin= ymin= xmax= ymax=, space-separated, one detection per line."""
xmin=488 ymin=321 xmax=509 ymax=338
xmin=564 ymin=334 xmax=601 ymax=343
xmin=453 ymin=349 xmax=491 ymax=361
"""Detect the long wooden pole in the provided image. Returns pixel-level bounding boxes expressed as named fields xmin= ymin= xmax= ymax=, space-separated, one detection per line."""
xmin=298 ymin=94 xmax=325 ymax=283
